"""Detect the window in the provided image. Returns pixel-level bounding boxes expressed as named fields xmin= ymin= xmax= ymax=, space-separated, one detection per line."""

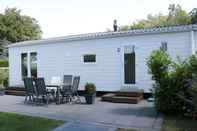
xmin=161 ymin=42 xmax=167 ymax=51
xmin=30 ymin=52 xmax=37 ymax=78
xmin=83 ymin=54 xmax=96 ymax=63
xmin=21 ymin=53 xmax=28 ymax=78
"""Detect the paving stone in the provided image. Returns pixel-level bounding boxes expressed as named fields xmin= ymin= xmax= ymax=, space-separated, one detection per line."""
xmin=54 ymin=122 xmax=110 ymax=131
xmin=0 ymin=95 xmax=163 ymax=131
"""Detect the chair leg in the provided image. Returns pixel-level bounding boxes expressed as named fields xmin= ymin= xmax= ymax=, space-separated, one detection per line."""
xmin=69 ymin=94 xmax=72 ymax=104
xmin=35 ymin=96 xmax=39 ymax=106
xmin=28 ymin=95 xmax=33 ymax=104
xmin=76 ymin=92 xmax=81 ymax=104
xmin=46 ymin=95 xmax=49 ymax=106
xmin=32 ymin=95 xmax=36 ymax=104
xmin=52 ymin=92 xmax=56 ymax=102
xmin=24 ymin=94 xmax=28 ymax=103
xmin=41 ymin=96 xmax=44 ymax=104
xmin=71 ymin=92 xmax=81 ymax=104
xmin=29 ymin=95 xmax=32 ymax=102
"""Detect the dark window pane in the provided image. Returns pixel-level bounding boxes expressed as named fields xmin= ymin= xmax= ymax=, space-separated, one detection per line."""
xmin=21 ymin=53 xmax=27 ymax=78
xmin=30 ymin=52 xmax=37 ymax=78
xmin=84 ymin=55 xmax=96 ymax=63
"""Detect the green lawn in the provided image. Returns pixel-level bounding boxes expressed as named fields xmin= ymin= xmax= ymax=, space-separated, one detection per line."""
xmin=116 ymin=128 xmax=137 ymax=131
xmin=117 ymin=115 xmax=197 ymax=131
xmin=162 ymin=115 xmax=197 ymax=131
xmin=0 ymin=112 xmax=64 ymax=131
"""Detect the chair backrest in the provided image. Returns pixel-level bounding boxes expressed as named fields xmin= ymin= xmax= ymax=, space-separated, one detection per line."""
xmin=63 ymin=75 xmax=72 ymax=85
xmin=72 ymin=76 xmax=80 ymax=92
xmin=23 ymin=77 xmax=35 ymax=94
xmin=50 ymin=76 xmax=61 ymax=85
xmin=34 ymin=78 xmax=47 ymax=95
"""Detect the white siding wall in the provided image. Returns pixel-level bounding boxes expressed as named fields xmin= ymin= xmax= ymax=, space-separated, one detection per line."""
xmin=9 ymin=31 xmax=191 ymax=92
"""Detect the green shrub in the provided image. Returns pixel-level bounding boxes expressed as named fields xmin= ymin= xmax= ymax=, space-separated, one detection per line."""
xmin=176 ymin=56 xmax=197 ymax=115
xmin=147 ymin=49 xmax=171 ymax=83
xmin=168 ymin=59 xmax=190 ymax=113
xmin=147 ymin=49 xmax=178 ymax=113
xmin=178 ymin=76 xmax=197 ymax=116
xmin=188 ymin=55 xmax=197 ymax=74
xmin=0 ymin=68 xmax=9 ymax=89
xmin=3 ymin=78 xmax=8 ymax=88
xmin=147 ymin=49 xmax=192 ymax=114
xmin=84 ymin=83 xmax=96 ymax=94
xmin=0 ymin=59 xmax=8 ymax=67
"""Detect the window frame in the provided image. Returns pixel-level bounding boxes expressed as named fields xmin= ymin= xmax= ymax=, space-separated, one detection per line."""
xmin=121 ymin=44 xmax=137 ymax=87
xmin=83 ymin=54 xmax=96 ymax=64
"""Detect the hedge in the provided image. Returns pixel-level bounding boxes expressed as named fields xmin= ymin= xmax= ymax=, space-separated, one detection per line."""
xmin=0 ymin=59 xmax=8 ymax=67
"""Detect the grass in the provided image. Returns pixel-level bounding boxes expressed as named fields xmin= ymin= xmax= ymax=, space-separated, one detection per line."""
xmin=116 ymin=128 xmax=137 ymax=131
xmin=0 ymin=112 xmax=64 ymax=131
xmin=162 ymin=115 xmax=197 ymax=131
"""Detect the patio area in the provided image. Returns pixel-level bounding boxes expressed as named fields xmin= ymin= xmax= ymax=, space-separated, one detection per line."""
xmin=0 ymin=95 xmax=162 ymax=131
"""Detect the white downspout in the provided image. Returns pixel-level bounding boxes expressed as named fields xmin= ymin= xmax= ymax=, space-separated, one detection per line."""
xmin=190 ymin=30 xmax=195 ymax=55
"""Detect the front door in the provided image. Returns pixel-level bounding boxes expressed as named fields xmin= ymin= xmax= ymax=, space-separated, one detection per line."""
xmin=123 ymin=45 xmax=135 ymax=85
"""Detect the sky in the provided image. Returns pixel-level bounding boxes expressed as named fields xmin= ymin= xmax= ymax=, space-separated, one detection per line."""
xmin=0 ymin=0 xmax=197 ymax=38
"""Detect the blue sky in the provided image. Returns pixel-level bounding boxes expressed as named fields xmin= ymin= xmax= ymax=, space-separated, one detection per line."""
xmin=0 ymin=0 xmax=197 ymax=38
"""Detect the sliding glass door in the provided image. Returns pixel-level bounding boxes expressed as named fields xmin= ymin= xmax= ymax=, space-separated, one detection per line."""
xmin=21 ymin=52 xmax=37 ymax=78
xmin=30 ymin=52 xmax=37 ymax=78
xmin=21 ymin=53 xmax=28 ymax=78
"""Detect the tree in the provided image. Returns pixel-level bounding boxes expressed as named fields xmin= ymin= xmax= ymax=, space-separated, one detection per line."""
xmin=0 ymin=8 xmax=42 ymax=43
xmin=189 ymin=8 xmax=197 ymax=24
xmin=0 ymin=40 xmax=10 ymax=57
xmin=120 ymin=4 xmax=191 ymax=31
xmin=167 ymin=4 xmax=191 ymax=25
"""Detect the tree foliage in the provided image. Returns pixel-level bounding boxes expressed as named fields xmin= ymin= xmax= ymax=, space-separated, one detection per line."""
xmin=189 ymin=8 xmax=197 ymax=24
xmin=120 ymin=4 xmax=192 ymax=31
xmin=0 ymin=59 xmax=8 ymax=67
xmin=0 ymin=8 xmax=42 ymax=43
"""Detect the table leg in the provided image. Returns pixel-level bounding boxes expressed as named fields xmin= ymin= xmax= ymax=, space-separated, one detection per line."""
xmin=56 ymin=87 xmax=61 ymax=105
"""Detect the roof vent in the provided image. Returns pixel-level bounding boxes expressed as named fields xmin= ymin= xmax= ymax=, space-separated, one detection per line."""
xmin=113 ymin=19 xmax=118 ymax=32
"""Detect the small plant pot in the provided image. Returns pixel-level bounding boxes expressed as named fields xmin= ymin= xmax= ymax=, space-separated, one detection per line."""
xmin=85 ymin=92 xmax=96 ymax=104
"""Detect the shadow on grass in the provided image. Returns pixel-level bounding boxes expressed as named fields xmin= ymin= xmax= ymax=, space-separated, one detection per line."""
xmin=109 ymin=106 xmax=157 ymax=117
xmin=162 ymin=115 xmax=197 ymax=131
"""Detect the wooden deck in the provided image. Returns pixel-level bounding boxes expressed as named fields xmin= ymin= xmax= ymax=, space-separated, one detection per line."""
xmin=101 ymin=88 xmax=144 ymax=104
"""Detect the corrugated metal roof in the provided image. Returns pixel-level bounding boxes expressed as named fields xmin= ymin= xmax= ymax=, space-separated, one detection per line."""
xmin=7 ymin=24 xmax=197 ymax=48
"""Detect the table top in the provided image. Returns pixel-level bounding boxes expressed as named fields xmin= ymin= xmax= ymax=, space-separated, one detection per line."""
xmin=46 ymin=83 xmax=71 ymax=87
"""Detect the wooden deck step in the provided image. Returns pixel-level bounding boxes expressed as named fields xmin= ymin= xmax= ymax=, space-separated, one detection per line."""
xmin=101 ymin=93 xmax=115 ymax=101
xmin=5 ymin=90 xmax=25 ymax=96
xmin=116 ymin=92 xmax=143 ymax=97
xmin=101 ymin=93 xmax=143 ymax=104
xmin=111 ymin=96 xmax=142 ymax=104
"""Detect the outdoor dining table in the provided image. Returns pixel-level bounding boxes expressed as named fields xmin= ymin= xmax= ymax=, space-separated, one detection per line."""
xmin=46 ymin=84 xmax=71 ymax=104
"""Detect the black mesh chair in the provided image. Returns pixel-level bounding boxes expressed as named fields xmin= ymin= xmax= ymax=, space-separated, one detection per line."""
xmin=23 ymin=77 xmax=36 ymax=104
xmin=63 ymin=75 xmax=73 ymax=86
xmin=61 ymin=75 xmax=73 ymax=103
xmin=34 ymin=78 xmax=50 ymax=105
xmin=71 ymin=76 xmax=81 ymax=104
